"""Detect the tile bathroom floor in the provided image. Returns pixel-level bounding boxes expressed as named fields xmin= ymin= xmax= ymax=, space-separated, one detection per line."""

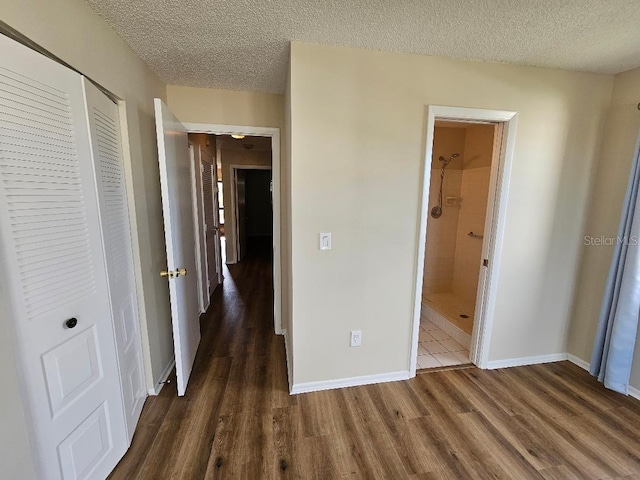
xmin=424 ymin=291 xmax=475 ymax=335
xmin=417 ymin=320 xmax=470 ymax=369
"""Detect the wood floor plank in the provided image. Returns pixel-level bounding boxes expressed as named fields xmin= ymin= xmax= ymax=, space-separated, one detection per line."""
xmin=271 ymin=407 xmax=302 ymax=478
xmin=514 ymin=412 xmax=621 ymax=479
xmin=337 ymin=387 xmax=412 ymax=479
xmin=109 ymin=237 xmax=640 ymax=479
xmin=170 ymin=357 xmax=232 ymax=479
xmin=537 ymin=464 xmax=584 ymax=480
xmin=444 ymin=369 xmax=555 ymax=471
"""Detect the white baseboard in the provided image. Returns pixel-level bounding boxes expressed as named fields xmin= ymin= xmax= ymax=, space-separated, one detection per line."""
xmin=485 ymin=353 xmax=568 ymax=370
xmin=291 ymin=370 xmax=410 ymax=395
xmin=566 ymin=353 xmax=640 ymax=401
xmin=148 ymin=359 xmax=175 ymax=396
xmin=567 ymin=353 xmax=590 ymax=371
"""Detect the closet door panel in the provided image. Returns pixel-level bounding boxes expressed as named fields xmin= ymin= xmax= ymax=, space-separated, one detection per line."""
xmin=190 ymin=145 xmax=209 ymax=313
xmin=0 ymin=34 xmax=127 ymax=479
xmin=201 ymin=150 xmax=222 ymax=291
xmin=83 ymin=79 xmax=146 ymax=440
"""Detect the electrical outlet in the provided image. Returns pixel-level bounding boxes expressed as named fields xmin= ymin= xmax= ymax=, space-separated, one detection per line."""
xmin=350 ymin=330 xmax=362 ymax=347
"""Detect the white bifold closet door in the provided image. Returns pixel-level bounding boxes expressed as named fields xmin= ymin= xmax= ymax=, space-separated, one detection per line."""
xmin=83 ymin=80 xmax=146 ymax=440
xmin=0 ymin=35 xmax=128 ymax=479
xmin=201 ymin=149 xmax=223 ymax=291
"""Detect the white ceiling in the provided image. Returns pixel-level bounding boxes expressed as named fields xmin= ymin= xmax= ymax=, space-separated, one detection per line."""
xmin=86 ymin=0 xmax=640 ymax=93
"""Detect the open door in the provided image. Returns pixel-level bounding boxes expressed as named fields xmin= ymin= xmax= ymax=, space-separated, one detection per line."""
xmin=154 ymin=99 xmax=200 ymax=396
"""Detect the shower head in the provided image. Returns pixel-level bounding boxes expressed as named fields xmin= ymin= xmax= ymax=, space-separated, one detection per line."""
xmin=439 ymin=153 xmax=460 ymax=166
xmin=431 ymin=153 xmax=459 ymax=219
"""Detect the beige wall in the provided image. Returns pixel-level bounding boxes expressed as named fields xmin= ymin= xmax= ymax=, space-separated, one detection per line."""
xmin=422 ymin=127 xmax=465 ymax=297
xmin=568 ymin=67 xmax=640 ymax=390
xmin=452 ymin=124 xmax=495 ymax=306
xmin=188 ymin=133 xmax=217 ymax=158
xmin=289 ymin=42 xmax=613 ymax=384
xmin=219 ymin=149 xmax=272 ymax=261
xmin=0 ymin=0 xmax=169 ymax=476
xmin=167 ymin=85 xmax=284 ymax=129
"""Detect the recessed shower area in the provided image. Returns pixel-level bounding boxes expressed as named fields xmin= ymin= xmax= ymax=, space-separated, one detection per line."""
xmin=417 ymin=120 xmax=498 ymax=369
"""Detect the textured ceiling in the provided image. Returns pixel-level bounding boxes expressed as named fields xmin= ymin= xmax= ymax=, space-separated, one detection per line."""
xmin=86 ymin=0 xmax=640 ymax=93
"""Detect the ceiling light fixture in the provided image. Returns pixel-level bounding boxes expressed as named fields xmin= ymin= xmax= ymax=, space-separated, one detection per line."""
xmin=231 ymin=134 xmax=245 ymax=140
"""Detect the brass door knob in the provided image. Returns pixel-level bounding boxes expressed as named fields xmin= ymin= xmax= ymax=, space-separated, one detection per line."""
xmin=160 ymin=268 xmax=186 ymax=278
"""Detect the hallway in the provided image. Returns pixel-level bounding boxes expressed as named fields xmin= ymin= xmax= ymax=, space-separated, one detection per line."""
xmin=109 ymin=237 xmax=291 ymax=479
xmin=109 ymin=239 xmax=640 ymax=479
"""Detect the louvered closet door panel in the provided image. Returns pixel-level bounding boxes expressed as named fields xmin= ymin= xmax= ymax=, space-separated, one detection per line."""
xmin=0 ymin=35 xmax=127 ymax=479
xmin=83 ymin=79 xmax=145 ymax=441
xmin=190 ymin=145 xmax=208 ymax=313
xmin=201 ymin=151 xmax=221 ymax=291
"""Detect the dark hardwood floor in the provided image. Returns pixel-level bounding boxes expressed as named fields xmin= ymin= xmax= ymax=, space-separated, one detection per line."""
xmin=110 ymin=238 xmax=640 ymax=479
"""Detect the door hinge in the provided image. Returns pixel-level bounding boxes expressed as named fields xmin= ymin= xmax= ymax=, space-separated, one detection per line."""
xmin=483 ymin=258 xmax=489 ymax=267
xmin=200 ymin=164 xmax=204 ymax=173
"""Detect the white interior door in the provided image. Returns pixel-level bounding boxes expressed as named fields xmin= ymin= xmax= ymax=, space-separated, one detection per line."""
xmin=154 ymin=99 xmax=200 ymax=396
xmin=0 ymin=35 xmax=127 ymax=478
xmin=83 ymin=79 xmax=146 ymax=439
xmin=190 ymin=144 xmax=209 ymax=313
xmin=201 ymin=149 xmax=222 ymax=290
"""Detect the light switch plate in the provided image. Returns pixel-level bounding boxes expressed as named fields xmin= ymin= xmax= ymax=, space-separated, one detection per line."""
xmin=320 ymin=232 xmax=331 ymax=250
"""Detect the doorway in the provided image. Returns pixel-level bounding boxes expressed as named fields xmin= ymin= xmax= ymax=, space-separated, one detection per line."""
xmin=187 ymin=137 xmax=224 ymax=315
xmin=184 ymin=123 xmax=282 ymax=335
xmin=232 ymin=166 xmax=273 ymax=261
xmin=411 ymin=106 xmax=518 ymax=375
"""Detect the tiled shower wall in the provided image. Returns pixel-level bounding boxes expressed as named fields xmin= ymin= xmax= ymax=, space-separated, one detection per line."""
xmin=423 ymin=123 xmax=495 ymax=305
xmin=452 ymin=166 xmax=492 ymax=305
xmin=452 ymin=124 xmax=495 ymax=305
xmin=422 ymin=127 xmax=465 ymax=297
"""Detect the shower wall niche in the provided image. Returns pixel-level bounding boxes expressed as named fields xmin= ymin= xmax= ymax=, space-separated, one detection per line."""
xmin=422 ymin=122 xmax=496 ymax=336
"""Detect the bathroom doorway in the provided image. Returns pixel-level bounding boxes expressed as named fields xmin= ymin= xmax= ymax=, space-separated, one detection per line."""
xmin=411 ymin=106 xmax=518 ymax=374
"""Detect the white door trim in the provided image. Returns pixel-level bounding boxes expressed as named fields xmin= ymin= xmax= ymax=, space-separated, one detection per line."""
xmin=182 ymin=123 xmax=283 ymax=336
xmin=410 ymin=105 xmax=518 ymax=376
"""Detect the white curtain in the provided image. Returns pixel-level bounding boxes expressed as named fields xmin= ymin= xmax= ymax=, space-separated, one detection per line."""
xmin=590 ymin=132 xmax=640 ymax=394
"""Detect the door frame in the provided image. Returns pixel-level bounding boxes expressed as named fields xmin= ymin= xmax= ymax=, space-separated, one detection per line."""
xmin=230 ymin=165 xmax=273 ymax=263
xmin=182 ymin=123 xmax=283 ymax=336
xmin=410 ymin=105 xmax=518 ymax=375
